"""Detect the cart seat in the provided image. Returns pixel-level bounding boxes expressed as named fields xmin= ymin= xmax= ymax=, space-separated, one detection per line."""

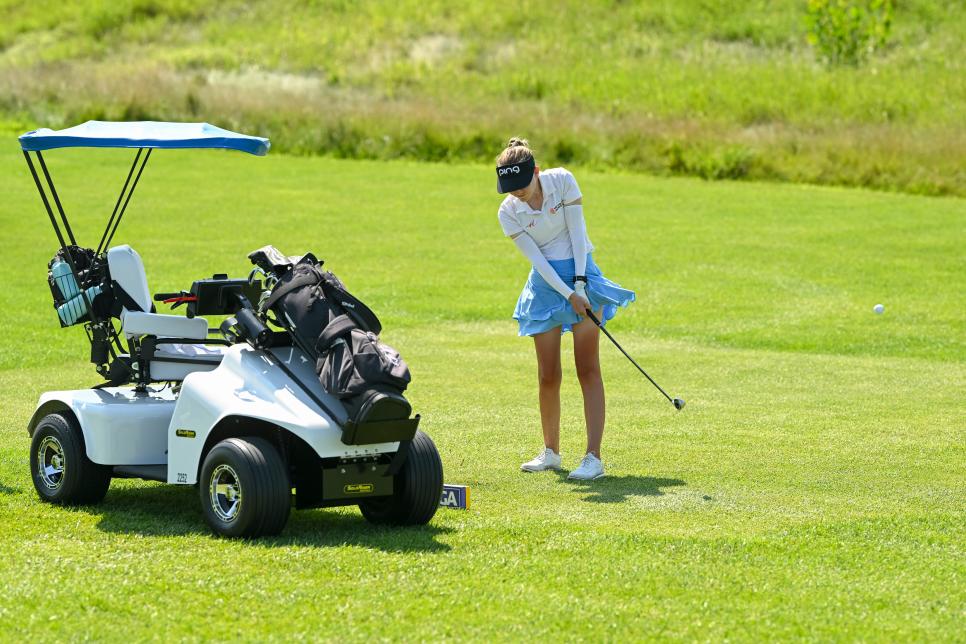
xmin=108 ymin=245 xmax=209 ymax=340
xmin=107 ymin=245 xmax=225 ymax=381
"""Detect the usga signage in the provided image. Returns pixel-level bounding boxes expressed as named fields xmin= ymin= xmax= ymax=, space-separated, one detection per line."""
xmin=440 ymin=484 xmax=470 ymax=510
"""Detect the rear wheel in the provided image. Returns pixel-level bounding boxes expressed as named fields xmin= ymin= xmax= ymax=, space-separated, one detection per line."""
xmin=199 ymin=437 xmax=291 ymax=538
xmin=359 ymin=430 xmax=443 ymax=526
xmin=30 ymin=412 xmax=112 ymax=505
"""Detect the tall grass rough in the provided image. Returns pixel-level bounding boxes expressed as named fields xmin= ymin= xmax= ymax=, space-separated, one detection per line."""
xmin=0 ymin=0 xmax=962 ymax=195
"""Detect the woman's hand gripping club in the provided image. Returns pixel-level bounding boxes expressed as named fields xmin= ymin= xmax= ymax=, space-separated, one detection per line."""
xmin=569 ymin=280 xmax=590 ymax=317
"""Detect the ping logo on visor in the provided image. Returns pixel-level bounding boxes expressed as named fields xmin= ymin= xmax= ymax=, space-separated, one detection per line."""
xmin=496 ymin=157 xmax=536 ymax=194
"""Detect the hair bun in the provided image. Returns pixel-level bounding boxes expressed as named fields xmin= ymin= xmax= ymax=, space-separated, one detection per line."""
xmin=496 ymin=137 xmax=534 ymax=165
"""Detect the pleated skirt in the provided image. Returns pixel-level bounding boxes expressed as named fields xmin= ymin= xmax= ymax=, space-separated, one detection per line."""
xmin=513 ymin=254 xmax=635 ymax=336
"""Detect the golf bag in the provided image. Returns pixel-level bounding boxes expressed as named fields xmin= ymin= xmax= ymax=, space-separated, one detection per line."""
xmin=47 ymin=246 xmax=113 ymax=327
xmin=257 ymin=255 xmax=413 ymax=428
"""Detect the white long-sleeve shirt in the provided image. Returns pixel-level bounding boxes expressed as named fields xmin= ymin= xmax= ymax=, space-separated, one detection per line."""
xmin=497 ymin=168 xmax=593 ymax=260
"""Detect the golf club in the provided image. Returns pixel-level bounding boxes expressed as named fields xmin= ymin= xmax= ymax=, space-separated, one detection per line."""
xmin=585 ymin=309 xmax=685 ymax=410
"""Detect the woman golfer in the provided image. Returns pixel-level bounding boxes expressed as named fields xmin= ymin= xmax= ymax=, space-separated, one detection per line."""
xmin=496 ymin=138 xmax=635 ymax=480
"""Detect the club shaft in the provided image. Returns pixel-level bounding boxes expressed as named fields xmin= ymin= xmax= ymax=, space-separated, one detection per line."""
xmin=586 ymin=310 xmax=673 ymax=403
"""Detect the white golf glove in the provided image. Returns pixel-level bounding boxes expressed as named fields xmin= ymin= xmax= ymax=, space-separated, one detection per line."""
xmin=574 ymin=281 xmax=587 ymax=301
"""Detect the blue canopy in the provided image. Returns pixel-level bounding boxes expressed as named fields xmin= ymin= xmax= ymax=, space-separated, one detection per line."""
xmin=19 ymin=121 xmax=270 ymax=156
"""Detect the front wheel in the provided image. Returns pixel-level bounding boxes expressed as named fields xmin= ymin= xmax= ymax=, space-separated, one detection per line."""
xmin=359 ymin=430 xmax=443 ymax=526
xmin=199 ymin=437 xmax=291 ymax=538
xmin=30 ymin=412 xmax=112 ymax=505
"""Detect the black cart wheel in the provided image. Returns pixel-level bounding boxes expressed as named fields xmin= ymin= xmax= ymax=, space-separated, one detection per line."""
xmin=359 ymin=430 xmax=443 ymax=526
xmin=30 ymin=412 xmax=112 ymax=505
xmin=199 ymin=437 xmax=290 ymax=538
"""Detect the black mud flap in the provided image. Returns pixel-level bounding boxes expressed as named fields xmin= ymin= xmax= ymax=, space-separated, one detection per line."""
xmin=322 ymin=462 xmax=393 ymax=501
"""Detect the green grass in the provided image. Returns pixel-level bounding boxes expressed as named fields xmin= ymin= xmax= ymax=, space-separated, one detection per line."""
xmin=0 ymin=145 xmax=964 ymax=640
xmin=0 ymin=0 xmax=964 ymax=195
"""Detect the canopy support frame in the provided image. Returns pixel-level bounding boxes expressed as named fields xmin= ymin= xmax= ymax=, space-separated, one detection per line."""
xmin=23 ymin=151 xmax=69 ymax=252
xmin=35 ymin=152 xmax=77 ymax=247
xmin=98 ymin=148 xmax=151 ymax=255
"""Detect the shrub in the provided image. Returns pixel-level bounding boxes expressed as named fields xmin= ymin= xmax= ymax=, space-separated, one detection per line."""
xmin=806 ymin=0 xmax=893 ymax=66
xmin=664 ymin=142 xmax=757 ymax=181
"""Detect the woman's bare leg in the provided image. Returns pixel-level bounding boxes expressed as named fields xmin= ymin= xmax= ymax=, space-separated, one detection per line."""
xmin=532 ymin=328 xmax=562 ymax=453
xmin=572 ymin=309 xmax=605 ymax=458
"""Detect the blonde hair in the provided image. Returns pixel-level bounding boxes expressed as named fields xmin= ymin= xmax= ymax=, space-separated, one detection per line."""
xmin=496 ymin=137 xmax=534 ymax=166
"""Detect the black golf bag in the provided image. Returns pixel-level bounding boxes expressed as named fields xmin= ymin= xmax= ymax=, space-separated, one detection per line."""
xmin=253 ymin=249 xmax=413 ymax=433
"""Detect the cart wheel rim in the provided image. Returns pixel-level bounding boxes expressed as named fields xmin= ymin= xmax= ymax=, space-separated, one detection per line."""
xmin=209 ymin=464 xmax=243 ymax=523
xmin=37 ymin=436 xmax=66 ymax=490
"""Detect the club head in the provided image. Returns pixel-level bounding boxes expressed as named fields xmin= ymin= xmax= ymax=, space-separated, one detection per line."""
xmin=672 ymin=397 xmax=686 ymax=411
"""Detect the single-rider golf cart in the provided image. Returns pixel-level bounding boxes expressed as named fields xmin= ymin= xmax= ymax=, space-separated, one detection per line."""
xmin=21 ymin=121 xmax=442 ymax=537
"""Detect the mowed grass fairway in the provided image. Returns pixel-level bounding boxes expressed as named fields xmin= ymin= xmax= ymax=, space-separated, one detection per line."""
xmin=0 ymin=143 xmax=963 ymax=640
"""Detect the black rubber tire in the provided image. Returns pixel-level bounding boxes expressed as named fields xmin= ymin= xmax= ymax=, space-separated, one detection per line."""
xmin=199 ymin=437 xmax=291 ymax=538
xmin=30 ymin=412 xmax=111 ymax=505
xmin=359 ymin=430 xmax=443 ymax=526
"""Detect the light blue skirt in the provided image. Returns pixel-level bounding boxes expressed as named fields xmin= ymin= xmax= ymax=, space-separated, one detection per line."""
xmin=513 ymin=254 xmax=636 ymax=336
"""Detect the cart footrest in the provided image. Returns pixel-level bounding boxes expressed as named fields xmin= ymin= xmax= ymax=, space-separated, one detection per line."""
xmin=113 ymin=464 xmax=167 ymax=482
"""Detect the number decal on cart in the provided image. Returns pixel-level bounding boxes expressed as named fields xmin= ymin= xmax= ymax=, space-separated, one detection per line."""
xmin=177 ymin=473 xmax=188 ymax=483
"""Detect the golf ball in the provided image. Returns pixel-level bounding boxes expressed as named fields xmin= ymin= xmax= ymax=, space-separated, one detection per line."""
xmin=874 ymin=304 xmax=885 ymax=314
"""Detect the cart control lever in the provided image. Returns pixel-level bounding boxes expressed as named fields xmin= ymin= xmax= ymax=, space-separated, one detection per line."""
xmin=154 ymin=291 xmax=197 ymax=309
xmin=154 ymin=291 xmax=187 ymax=301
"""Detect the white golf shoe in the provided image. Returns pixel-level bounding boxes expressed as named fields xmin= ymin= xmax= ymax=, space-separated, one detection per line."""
xmin=567 ymin=452 xmax=605 ymax=480
xmin=520 ymin=447 xmax=562 ymax=472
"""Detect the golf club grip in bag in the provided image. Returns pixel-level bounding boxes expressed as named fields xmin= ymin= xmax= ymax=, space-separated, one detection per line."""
xmin=260 ymin=260 xmax=413 ymax=433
